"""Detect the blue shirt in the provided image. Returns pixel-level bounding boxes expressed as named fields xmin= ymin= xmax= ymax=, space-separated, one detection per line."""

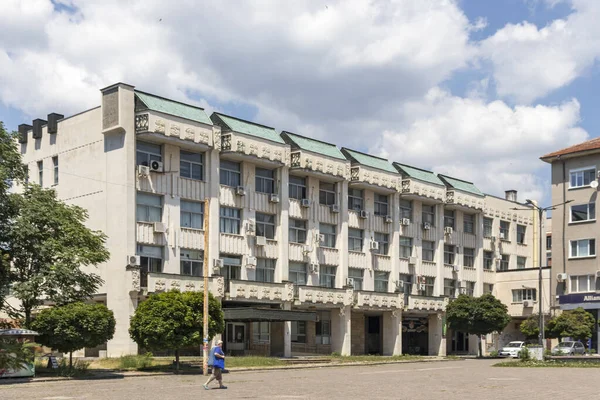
xmin=213 ymin=346 xmax=225 ymax=369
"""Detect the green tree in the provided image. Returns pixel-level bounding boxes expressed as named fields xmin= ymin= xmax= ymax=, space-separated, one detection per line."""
xmin=129 ymin=290 xmax=224 ymax=369
xmin=6 ymin=185 xmax=110 ymax=326
xmin=446 ymin=294 xmax=511 ymax=357
xmin=546 ymin=308 xmax=595 ymax=341
xmin=0 ymin=338 xmax=37 ymax=374
xmin=519 ymin=314 xmax=540 ymax=340
xmin=31 ymin=302 xmax=115 ymax=369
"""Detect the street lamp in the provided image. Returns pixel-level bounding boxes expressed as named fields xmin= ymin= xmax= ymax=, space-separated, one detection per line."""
xmin=511 ymin=199 xmax=572 ymax=348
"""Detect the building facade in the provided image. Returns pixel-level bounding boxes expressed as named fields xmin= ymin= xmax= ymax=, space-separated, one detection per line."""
xmin=12 ymin=83 xmax=546 ymax=357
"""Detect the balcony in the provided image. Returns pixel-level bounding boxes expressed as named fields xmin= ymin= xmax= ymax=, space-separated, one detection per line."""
xmin=354 ymin=291 xmax=404 ymax=309
xmin=373 ymin=254 xmax=392 ymax=271
xmin=446 ymin=190 xmax=484 ymax=211
xmin=228 ymin=280 xmax=293 ymax=303
xmin=135 ymin=110 xmax=218 ymax=149
xmin=136 ymin=222 xmax=166 ymax=246
xmin=401 ymin=178 xmax=446 ymax=202
xmin=350 ymin=166 xmax=399 ymax=193
xmin=406 ymin=295 xmax=449 ymax=312
xmin=221 ymin=131 xmax=289 ymax=167
xmin=297 ymin=285 xmax=353 ymax=306
xmin=144 ymin=273 xmax=225 ymax=298
xmin=289 ymin=150 xmax=349 ymax=180
xmin=317 ymin=247 xmax=339 ymax=266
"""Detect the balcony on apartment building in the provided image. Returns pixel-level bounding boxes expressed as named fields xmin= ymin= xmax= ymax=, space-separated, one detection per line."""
xmin=394 ymin=163 xmax=447 ymax=203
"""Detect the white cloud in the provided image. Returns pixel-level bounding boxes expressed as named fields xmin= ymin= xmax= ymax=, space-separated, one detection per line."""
xmin=480 ymin=0 xmax=600 ymax=103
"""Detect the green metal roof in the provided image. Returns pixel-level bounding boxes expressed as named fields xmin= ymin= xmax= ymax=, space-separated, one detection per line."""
xmin=281 ymin=131 xmax=345 ymax=160
xmin=211 ymin=113 xmax=285 ymax=144
xmin=438 ymin=174 xmax=484 ymax=197
xmin=341 ymin=148 xmax=397 ymax=174
xmin=135 ymin=91 xmax=212 ymax=125
xmin=393 ymin=163 xmax=445 ymax=186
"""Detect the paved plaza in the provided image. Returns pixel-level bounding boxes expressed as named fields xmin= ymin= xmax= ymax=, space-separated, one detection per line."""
xmin=1 ymin=359 xmax=597 ymax=400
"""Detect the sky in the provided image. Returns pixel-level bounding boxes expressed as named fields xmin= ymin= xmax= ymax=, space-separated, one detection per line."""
xmin=2 ymin=0 xmax=599 ymax=206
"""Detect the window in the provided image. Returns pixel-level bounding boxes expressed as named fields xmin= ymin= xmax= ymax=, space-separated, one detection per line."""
xmin=348 ymin=268 xmax=363 ymax=290
xmin=422 ymin=204 xmax=435 ymax=226
xmin=348 ymin=228 xmax=364 ymax=252
xmin=422 ymin=240 xmax=435 ymax=262
xmin=180 ymin=249 xmax=203 ymax=276
xmin=400 ymin=200 xmax=412 ymax=220
xmin=315 ymin=311 xmax=331 ymax=345
xmin=289 ymin=219 xmax=307 ymax=244
xmin=463 ymin=214 xmax=474 ymax=234
xmin=483 ymin=284 xmax=494 ymax=295
xmin=424 ymin=277 xmax=435 ymax=296
xmin=136 ymin=141 xmax=162 ymax=167
xmin=512 ymin=289 xmax=536 ymax=303
xmin=465 ymin=282 xmax=475 ymax=296
xmin=320 ymin=266 xmax=336 ymax=288
xmin=138 ymin=245 xmax=163 ymax=273
xmin=252 ymin=322 xmax=270 ymax=343
xmin=180 ymin=151 xmax=203 ymax=180
xmin=319 ymin=182 xmax=336 ymax=206
xmin=374 ymin=271 xmax=389 ymax=293
xmin=320 ymin=224 xmax=336 ymax=248
xmin=136 ymin=193 xmax=162 ymax=222
xmin=463 ymin=248 xmax=475 ymax=268
xmin=220 ymin=255 xmax=242 ymax=288
xmin=500 ymin=221 xmax=510 ymax=240
xmin=444 ymin=210 xmax=455 ymax=228
xmin=180 ymin=201 xmax=204 ymax=229
xmin=220 ymin=207 xmax=241 ymax=234
xmin=444 ymin=279 xmax=456 ymax=297
xmin=444 ymin=244 xmax=455 ymax=265
xmin=571 ymin=203 xmax=596 ymax=223
xmin=517 ymin=256 xmax=526 ymax=270
xmin=399 ymin=237 xmax=413 ymax=259
xmin=483 ymin=251 xmax=494 ymax=270
xmin=289 ymin=263 xmax=307 ymax=285
xmin=570 ymin=275 xmax=596 ymax=293
xmin=255 ymin=168 xmax=275 ymax=194
xmin=289 ymin=176 xmax=307 ymax=200
xmin=483 ymin=217 xmax=493 ymax=238
xmin=374 ymin=232 xmax=389 ymax=255
xmin=220 ymin=160 xmax=241 ymax=187
xmin=37 ymin=161 xmax=43 ymax=186
xmin=546 ymin=235 xmax=552 ymax=250
xmin=291 ymin=321 xmax=306 ymax=343
xmin=570 ymin=167 xmax=595 ymax=188
xmin=374 ymin=194 xmax=389 ymax=216
xmin=570 ymin=239 xmax=596 ymax=258
xmin=348 ymin=188 xmax=364 ymax=211
xmin=256 ymin=258 xmax=275 ymax=282
xmin=517 ymin=224 xmax=526 ymax=244
xmin=399 ymin=274 xmax=413 ymax=294
xmin=52 ymin=156 xmax=58 ymax=185
xmin=499 ymin=254 xmax=509 ymax=271
xmin=256 ymin=213 xmax=276 ymax=239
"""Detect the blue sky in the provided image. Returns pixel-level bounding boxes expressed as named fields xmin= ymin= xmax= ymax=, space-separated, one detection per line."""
xmin=1 ymin=0 xmax=599 ymax=205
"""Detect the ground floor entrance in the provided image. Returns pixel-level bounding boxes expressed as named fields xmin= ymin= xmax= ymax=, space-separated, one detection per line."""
xmin=365 ymin=315 xmax=382 ymax=355
xmin=402 ymin=315 xmax=429 ymax=355
xmin=450 ymin=331 xmax=469 ymax=354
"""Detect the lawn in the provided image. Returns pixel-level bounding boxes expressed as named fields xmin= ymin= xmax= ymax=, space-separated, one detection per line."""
xmin=494 ymin=359 xmax=600 ymax=368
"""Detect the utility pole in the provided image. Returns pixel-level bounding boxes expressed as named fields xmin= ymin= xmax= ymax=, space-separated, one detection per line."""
xmin=203 ymin=198 xmax=210 ymax=376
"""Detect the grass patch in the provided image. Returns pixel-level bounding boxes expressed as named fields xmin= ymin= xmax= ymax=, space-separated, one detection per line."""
xmin=35 ymin=358 xmax=91 ymax=377
xmin=494 ymin=360 xmax=600 ymax=368
xmin=330 ymin=355 xmax=424 ymax=363
xmin=90 ymin=354 xmax=169 ymax=371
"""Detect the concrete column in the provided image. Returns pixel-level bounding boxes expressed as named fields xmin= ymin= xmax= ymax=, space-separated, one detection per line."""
xmin=207 ymin=149 xmax=221 ymax=276
xmin=428 ymin=312 xmax=446 ymax=356
xmin=475 ymin=212 xmax=484 ymax=296
xmin=390 ymin=192 xmax=401 ymax=290
xmin=283 ymin=302 xmax=292 ymax=357
xmin=338 ymin=179 xmax=349 ymax=288
xmin=383 ymin=309 xmax=402 ymax=355
xmin=435 ymin=204 xmax=445 ymax=296
xmin=307 ymin=176 xmax=320 ymax=286
xmin=279 ymin=166 xmax=290 ymax=282
xmin=332 ymin=305 xmax=352 ymax=355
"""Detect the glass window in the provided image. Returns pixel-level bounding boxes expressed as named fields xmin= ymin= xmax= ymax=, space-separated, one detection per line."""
xmin=181 ymin=200 xmax=204 ymax=229
xmin=570 ymin=275 xmax=596 ymax=293
xmin=374 ymin=232 xmax=389 ymax=255
xmin=465 ymin=281 xmax=476 ymax=296
xmin=374 ymin=271 xmax=389 ymax=293
xmin=374 ymin=194 xmax=389 ymax=216
xmin=570 ymin=239 xmax=596 ymax=258
xmin=399 ymin=274 xmax=413 ymax=294
xmin=137 ymin=244 xmax=163 ymax=274
xmin=220 ymin=160 xmax=241 ymax=187
xmin=291 ymin=321 xmax=306 ymax=343
xmin=136 ymin=141 xmax=162 ymax=167
xmin=348 ymin=268 xmax=363 ymax=290
xmin=320 ymin=224 xmax=336 ymax=248
xmin=289 ymin=176 xmax=307 ymax=200
xmin=422 ymin=240 xmax=435 ymax=262
xmin=424 ymin=277 xmax=435 ymax=296
xmin=463 ymin=248 xmax=475 ymax=267
xmin=252 ymin=321 xmax=270 ymax=343
xmin=319 ymin=182 xmax=336 ymax=206
xmin=483 ymin=283 xmax=494 ymax=295
xmin=289 ymin=263 xmax=307 ymax=285
xmin=136 ymin=193 xmax=162 ymax=222
xmin=483 ymin=251 xmax=494 ymax=270
xmin=499 ymin=254 xmax=509 ymax=271
xmin=256 ymin=258 xmax=275 ymax=282
xmin=422 ymin=204 xmax=435 ymax=226
xmin=52 ymin=156 xmax=59 ymax=185
xmin=255 ymin=168 xmax=275 ymax=194
xmin=444 ymin=279 xmax=456 ymax=297
xmin=571 ymin=203 xmax=596 ymax=222
xmin=483 ymin=217 xmax=493 ymax=238
xmin=399 ymin=237 xmax=413 ymax=259
xmin=444 ymin=210 xmax=455 ymax=228
xmin=546 ymin=235 xmax=552 ymax=250
xmin=289 ymin=219 xmax=307 ymax=244
xmin=315 ymin=311 xmax=331 ymax=345
xmin=444 ymin=245 xmax=456 ymax=265
xmin=500 ymin=220 xmax=510 ymax=240
xmin=180 ymin=151 xmax=203 ymax=180
xmin=37 ymin=160 xmax=43 ymax=187
xmin=517 ymin=224 xmax=526 ymax=244
xmin=400 ymin=200 xmax=412 ymax=220
xmin=348 ymin=228 xmax=364 ymax=252
xmin=570 ymin=167 xmax=596 ymax=188
xmin=180 ymin=249 xmax=203 ymax=276
xmin=512 ymin=289 xmax=536 ymax=303
xmin=220 ymin=207 xmax=241 ymax=234
xmin=517 ymin=256 xmax=526 ymax=270
xmin=463 ymin=214 xmax=474 ymax=234
xmin=348 ymin=188 xmax=364 ymax=211
xmin=320 ymin=266 xmax=336 ymax=288
xmin=220 ymin=255 xmax=242 ymax=289
xmin=256 ymin=213 xmax=276 ymax=239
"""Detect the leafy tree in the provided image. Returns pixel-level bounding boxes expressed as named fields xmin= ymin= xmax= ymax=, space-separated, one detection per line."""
xmin=31 ymin=302 xmax=115 ymax=369
xmin=0 ymin=338 xmax=37 ymax=374
xmin=519 ymin=314 xmax=540 ymax=340
xmin=546 ymin=308 xmax=595 ymax=341
xmin=446 ymin=294 xmax=511 ymax=357
xmin=6 ymin=185 xmax=109 ymax=326
xmin=129 ymin=290 xmax=224 ymax=369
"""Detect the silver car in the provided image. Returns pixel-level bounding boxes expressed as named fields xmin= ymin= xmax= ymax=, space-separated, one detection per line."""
xmin=551 ymin=341 xmax=586 ymax=356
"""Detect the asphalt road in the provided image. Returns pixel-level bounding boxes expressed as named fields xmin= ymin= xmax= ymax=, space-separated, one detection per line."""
xmin=1 ymin=359 xmax=598 ymax=400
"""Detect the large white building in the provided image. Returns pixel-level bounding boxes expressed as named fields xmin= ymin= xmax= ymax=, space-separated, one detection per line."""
xmin=12 ymin=83 xmax=550 ymax=357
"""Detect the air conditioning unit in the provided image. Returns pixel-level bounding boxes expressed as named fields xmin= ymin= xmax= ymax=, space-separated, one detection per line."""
xmin=246 ymin=256 xmax=257 ymax=267
xmin=491 ymin=236 xmax=497 ymax=242
xmin=310 ymin=263 xmax=319 ymax=273
xmin=596 ymin=270 xmax=600 ymax=278
xmin=153 ymin=222 xmax=167 ymax=233
xmin=302 ymin=245 xmax=313 ymax=255
xmin=301 ymin=198 xmax=311 ymax=207
xmin=127 ymin=255 xmax=140 ymax=267
xmin=444 ymin=226 xmax=453 ymax=234
xmin=556 ymin=272 xmax=568 ymax=282
xmin=423 ymin=222 xmax=431 ymax=230
xmin=395 ymin=280 xmax=404 ymax=291
xmin=523 ymin=300 xmax=533 ymax=308
xmin=270 ymin=194 xmax=280 ymax=203
xmin=408 ymin=256 xmax=418 ymax=265
xmin=418 ymin=283 xmax=426 ymax=292
xmin=359 ymin=210 xmax=368 ymax=219
xmin=401 ymin=218 xmax=410 ymax=226
xmin=385 ymin=215 xmax=392 ymax=223
xmin=346 ymin=278 xmax=355 ymax=287
xmin=138 ymin=165 xmax=150 ymax=177
xmin=459 ymin=281 xmax=467 ymax=289
xmin=213 ymin=259 xmax=224 ymax=268
xmin=453 ymin=265 xmax=460 ymax=273
xmin=369 ymin=241 xmax=380 ymax=251
xmin=235 ymin=186 xmax=246 ymax=196
xmin=245 ymin=222 xmax=255 ymax=234
xmin=316 ymin=234 xmax=325 ymax=244
xmin=149 ymin=160 xmax=163 ymax=172
xmin=499 ymin=232 xmax=506 ymax=240
xmin=255 ymin=236 xmax=267 ymax=246
xmin=330 ymin=204 xmax=340 ymax=213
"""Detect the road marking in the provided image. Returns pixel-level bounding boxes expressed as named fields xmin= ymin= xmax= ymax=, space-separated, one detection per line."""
xmin=488 ymin=377 xmax=521 ymax=381
xmin=358 ymin=366 xmax=460 ymax=375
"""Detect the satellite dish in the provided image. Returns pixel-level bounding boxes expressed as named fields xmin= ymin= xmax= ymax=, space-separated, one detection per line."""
xmin=591 ymin=181 xmax=599 ymax=189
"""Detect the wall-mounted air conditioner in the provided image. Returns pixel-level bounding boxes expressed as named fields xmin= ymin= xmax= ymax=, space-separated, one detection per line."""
xmin=444 ymin=226 xmax=453 ymax=234
xmin=423 ymin=222 xmax=431 ymax=230
xmin=236 ymin=186 xmax=246 ymax=196
xmin=408 ymin=256 xmax=418 ymax=265
xmin=310 ymin=263 xmax=319 ymax=273
xmin=153 ymin=222 xmax=167 ymax=233
xmin=127 ymin=255 xmax=140 ymax=267
xmin=331 ymin=204 xmax=340 ymax=213
xmin=246 ymin=256 xmax=257 ymax=267
xmin=346 ymin=278 xmax=355 ymax=287
xmin=556 ymin=272 xmax=568 ymax=282
xmin=359 ymin=210 xmax=368 ymax=219
xmin=401 ymin=218 xmax=410 ymax=226
xmin=301 ymin=198 xmax=311 ymax=207
xmin=149 ymin=160 xmax=163 ymax=173
xmin=138 ymin=165 xmax=150 ymax=177
xmin=453 ymin=265 xmax=460 ymax=273
xmin=255 ymin=236 xmax=267 ymax=246
xmin=369 ymin=241 xmax=380 ymax=251
xmin=523 ymin=300 xmax=533 ymax=308
xmin=385 ymin=215 xmax=392 ymax=223
xmin=270 ymin=194 xmax=280 ymax=203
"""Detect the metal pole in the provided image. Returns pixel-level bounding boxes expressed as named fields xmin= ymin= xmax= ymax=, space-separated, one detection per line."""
xmin=203 ymin=198 xmax=210 ymax=376
xmin=538 ymin=207 xmax=544 ymax=347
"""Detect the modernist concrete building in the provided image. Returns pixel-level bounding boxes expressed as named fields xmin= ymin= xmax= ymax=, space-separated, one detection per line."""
xmin=12 ymin=83 xmax=548 ymax=357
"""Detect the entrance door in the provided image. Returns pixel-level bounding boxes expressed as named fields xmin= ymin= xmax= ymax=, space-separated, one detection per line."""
xmin=452 ymin=331 xmax=469 ymax=353
xmin=365 ymin=316 xmax=382 ymax=354
xmin=226 ymin=323 xmax=246 ymax=352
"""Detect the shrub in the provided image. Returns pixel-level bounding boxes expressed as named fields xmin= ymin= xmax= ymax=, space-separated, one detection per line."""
xmin=118 ymin=354 xmax=153 ymax=370
xmin=519 ymin=347 xmax=530 ymax=361
xmin=489 ymin=350 xmax=499 ymax=358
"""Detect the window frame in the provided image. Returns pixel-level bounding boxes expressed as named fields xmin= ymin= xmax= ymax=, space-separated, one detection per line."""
xmin=483 ymin=251 xmax=494 ymax=270
xmin=255 ymin=167 xmax=275 ymax=194
xmin=219 ymin=207 xmax=241 ymax=234
xmin=399 ymin=236 xmax=413 ymax=259
xmin=256 ymin=212 xmax=276 ymax=239
xmin=463 ymin=213 xmax=474 ymax=234
xmin=516 ymin=224 xmax=526 ymax=244
xmin=443 ymin=210 xmax=455 ymax=229
xmin=319 ymin=265 xmax=336 ymax=288
xmin=463 ymin=247 xmax=475 ymax=268
xmin=570 ymin=239 xmax=596 ymax=258
xmin=291 ymin=321 xmax=306 ymax=343
xmin=422 ymin=240 xmax=435 ymax=262
xmin=483 ymin=217 xmax=493 ymax=238
xmin=374 ymin=232 xmax=389 ymax=255
xmin=289 ymin=219 xmax=307 ymax=244
xmin=37 ymin=160 xmax=43 ymax=187
xmin=374 ymin=194 xmax=389 ymax=216
xmin=517 ymin=256 xmax=526 ymax=270
xmin=52 ymin=156 xmax=58 ymax=185
xmin=348 ymin=228 xmax=364 ymax=252
xmin=220 ymin=160 xmax=242 ymax=187
xmin=570 ymin=203 xmax=596 ymax=223
xmin=569 ymin=166 xmax=596 ymax=189
xmin=500 ymin=254 xmax=509 ymax=271
xmin=444 ymin=278 xmax=456 ymax=297
xmin=256 ymin=258 xmax=276 ymax=282
xmin=374 ymin=271 xmax=389 ymax=293
xmin=500 ymin=220 xmax=510 ymax=241
xmin=136 ymin=192 xmax=162 ymax=223
xmin=569 ymin=275 xmax=596 ymax=293
xmin=319 ymin=223 xmax=336 ymax=248
xmin=252 ymin=321 xmax=270 ymax=343
xmin=180 ymin=200 xmax=204 ymax=230
xmin=136 ymin=141 xmax=162 ymax=167
xmin=348 ymin=268 xmax=364 ymax=291
xmin=180 ymin=151 xmax=204 ymax=181
xmin=443 ymin=244 xmax=456 ymax=265
xmin=319 ymin=182 xmax=336 ymax=206
xmin=137 ymin=244 xmax=163 ymax=273
xmin=348 ymin=188 xmax=364 ymax=211
xmin=422 ymin=204 xmax=435 ymax=226
xmin=180 ymin=249 xmax=203 ymax=276
xmin=289 ymin=175 xmax=307 ymax=200
xmin=289 ymin=262 xmax=307 ymax=285
xmin=400 ymin=200 xmax=412 ymax=220
xmin=315 ymin=311 xmax=331 ymax=345
xmin=512 ymin=288 xmax=537 ymax=303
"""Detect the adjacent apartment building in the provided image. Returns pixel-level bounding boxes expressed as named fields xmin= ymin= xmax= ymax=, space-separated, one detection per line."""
xmin=11 ymin=83 xmax=549 ymax=357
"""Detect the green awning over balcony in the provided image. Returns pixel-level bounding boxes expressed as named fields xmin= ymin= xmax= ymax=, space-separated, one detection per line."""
xmin=223 ymin=307 xmax=317 ymax=322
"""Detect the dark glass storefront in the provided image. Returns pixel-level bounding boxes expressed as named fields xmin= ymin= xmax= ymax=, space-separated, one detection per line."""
xmin=402 ymin=316 xmax=428 ymax=355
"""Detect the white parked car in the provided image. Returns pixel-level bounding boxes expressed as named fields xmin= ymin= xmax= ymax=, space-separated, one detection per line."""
xmin=498 ymin=341 xmax=525 ymax=358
